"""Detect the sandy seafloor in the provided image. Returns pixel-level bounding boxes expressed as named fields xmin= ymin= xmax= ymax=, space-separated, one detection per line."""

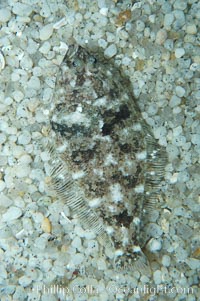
xmin=0 ymin=0 xmax=200 ymax=300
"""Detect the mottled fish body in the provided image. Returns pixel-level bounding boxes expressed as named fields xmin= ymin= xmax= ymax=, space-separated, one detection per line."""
xmin=48 ymin=45 xmax=167 ymax=272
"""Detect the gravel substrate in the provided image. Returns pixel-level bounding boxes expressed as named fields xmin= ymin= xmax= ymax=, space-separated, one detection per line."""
xmin=0 ymin=0 xmax=200 ymax=300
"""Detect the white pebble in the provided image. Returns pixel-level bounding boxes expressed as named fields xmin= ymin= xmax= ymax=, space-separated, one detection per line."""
xmin=42 ymin=259 xmax=52 ymax=272
xmin=39 ymin=24 xmax=53 ymax=41
xmin=2 ymin=206 xmax=22 ymax=222
xmin=34 ymin=237 xmax=47 ymax=250
xmin=173 ymin=135 xmax=186 ymax=146
xmin=28 ymin=76 xmax=41 ymax=90
xmin=27 ymin=39 xmax=39 ymax=54
xmin=175 ymin=48 xmax=185 ymax=58
xmin=154 ymin=126 xmax=167 ymax=139
xmin=41 ymin=295 xmax=58 ymax=301
xmin=13 ymin=286 xmax=26 ymax=300
xmin=164 ymin=39 xmax=174 ymax=51
xmin=15 ymin=164 xmax=31 ymax=178
xmin=136 ymin=151 xmax=147 ymax=160
xmin=164 ymin=13 xmax=174 ymax=28
xmin=186 ymin=24 xmax=197 ymax=35
xmin=0 ymin=155 xmax=7 ymax=166
xmin=12 ymin=90 xmax=24 ymax=102
xmin=122 ymin=56 xmax=131 ymax=66
xmin=39 ymin=41 xmax=51 ymax=54
xmin=11 ymin=72 xmax=20 ymax=82
xmin=18 ymin=275 xmax=32 ymax=287
xmin=0 ymin=133 xmax=6 ymax=144
xmin=30 ymin=168 xmax=44 ymax=181
xmin=195 ymin=90 xmax=200 ymax=100
xmin=140 ymin=275 xmax=150 ymax=283
xmin=35 ymin=110 xmax=46 ymax=123
xmin=12 ymin=3 xmax=32 ymax=17
xmin=15 ymin=196 xmax=25 ymax=209
xmin=83 ymin=230 xmax=96 ymax=240
xmin=153 ymin=270 xmax=162 ymax=285
xmin=20 ymin=55 xmax=33 ymax=70
xmin=170 ymin=172 xmax=178 ymax=184
xmin=97 ymin=258 xmax=107 ymax=270
xmin=0 ymin=266 xmax=7 ymax=278
xmin=0 ymin=120 xmax=8 ymax=132
xmin=136 ymin=20 xmax=145 ymax=32
xmin=0 ymin=51 xmax=5 ymax=72
xmin=72 ymin=253 xmax=84 ymax=265
xmin=40 ymin=3 xmax=51 ymax=18
xmin=98 ymin=38 xmax=107 ymax=49
xmin=175 ymin=85 xmax=185 ymax=97
xmin=173 ymin=106 xmax=182 ymax=114
xmin=144 ymin=27 xmax=150 ymax=38
xmin=33 ymin=66 xmax=42 ymax=77
xmin=53 ymin=17 xmax=67 ymax=29
xmin=12 ymin=145 xmax=24 ymax=158
xmin=42 ymin=88 xmax=53 ymax=102
xmin=0 ymin=180 xmax=6 ymax=192
xmin=72 ymin=236 xmax=82 ymax=249
xmin=147 ymin=238 xmax=162 ymax=252
xmin=191 ymin=134 xmax=200 ymax=146
xmin=149 ymin=14 xmax=155 ymax=23
xmin=4 ymin=97 xmax=13 ymax=106
xmin=169 ymin=95 xmax=181 ymax=107
xmin=18 ymin=131 xmax=31 ymax=145
xmin=173 ymin=0 xmax=187 ymax=10
xmin=104 ymin=44 xmax=117 ymax=58
xmin=98 ymin=0 xmax=106 ymax=8
xmin=86 ymin=240 xmax=99 ymax=253
xmin=162 ymin=255 xmax=171 ymax=267
xmin=41 ymin=151 xmax=50 ymax=162
xmin=146 ymin=223 xmax=163 ymax=238
xmin=173 ymin=125 xmax=182 ymax=137
xmin=32 ymin=212 xmax=44 ymax=224
xmin=100 ymin=7 xmax=108 ymax=16
xmin=16 ymin=105 xmax=28 ymax=118
xmin=0 ymin=195 xmax=13 ymax=207
xmin=174 ymin=206 xmax=191 ymax=217
xmin=190 ymin=63 xmax=199 ymax=72
xmin=148 ymin=103 xmax=158 ymax=116
xmin=186 ymin=258 xmax=200 ymax=270
xmin=0 ymin=8 xmax=11 ymax=22
xmin=156 ymin=29 xmax=167 ymax=45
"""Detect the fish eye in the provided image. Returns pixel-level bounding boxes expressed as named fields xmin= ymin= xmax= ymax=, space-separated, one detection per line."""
xmin=87 ymin=56 xmax=98 ymax=70
xmin=72 ymin=58 xmax=84 ymax=68
xmin=93 ymin=57 xmax=97 ymax=64
xmin=72 ymin=60 xmax=79 ymax=67
xmin=89 ymin=56 xmax=97 ymax=65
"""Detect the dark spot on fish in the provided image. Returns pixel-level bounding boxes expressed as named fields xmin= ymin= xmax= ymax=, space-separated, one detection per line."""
xmin=114 ymin=210 xmax=133 ymax=228
xmin=119 ymin=143 xmax=132 ymax=153
xmin=51 ymin=121 xmax=91 ymax=137
xmin=71 ymin=148 xmax=95 ymax=163
xmin=102 ymin=104 xmax=130 ymax=135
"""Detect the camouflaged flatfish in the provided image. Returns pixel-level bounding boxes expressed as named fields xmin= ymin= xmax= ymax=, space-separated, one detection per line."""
xmin=48 ymin=44 xmax=167 ymax=273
